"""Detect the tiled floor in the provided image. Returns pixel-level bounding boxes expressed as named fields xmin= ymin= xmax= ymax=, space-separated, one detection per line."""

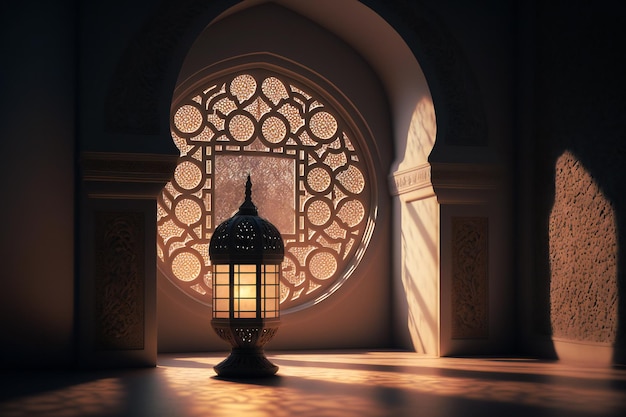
xmin=1 ymin=351 xmax=625 ymax=417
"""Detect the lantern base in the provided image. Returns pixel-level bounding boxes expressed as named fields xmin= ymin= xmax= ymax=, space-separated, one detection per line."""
xmin=214 ymin=348 xmax=279 ymax=378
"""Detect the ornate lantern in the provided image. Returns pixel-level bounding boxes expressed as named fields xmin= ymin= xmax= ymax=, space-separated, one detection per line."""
xmin=209 ymin=175 xmax=284 ymax=377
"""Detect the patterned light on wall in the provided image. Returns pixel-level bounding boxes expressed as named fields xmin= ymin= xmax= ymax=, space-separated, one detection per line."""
xmin=209 ymin=175 xmax=284 ymax=377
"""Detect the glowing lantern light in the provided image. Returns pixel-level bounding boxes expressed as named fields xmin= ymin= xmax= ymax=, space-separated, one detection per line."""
xmin=209 ymin=175 xmax=284 ymax=377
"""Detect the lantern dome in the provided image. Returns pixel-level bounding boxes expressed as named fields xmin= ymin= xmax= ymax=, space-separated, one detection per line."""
xmin=209 ymin=176 xmax=284 ymax=263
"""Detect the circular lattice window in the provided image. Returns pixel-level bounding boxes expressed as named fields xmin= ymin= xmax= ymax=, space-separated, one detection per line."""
xmin=158 ymin=70 xmax=375 ymax=313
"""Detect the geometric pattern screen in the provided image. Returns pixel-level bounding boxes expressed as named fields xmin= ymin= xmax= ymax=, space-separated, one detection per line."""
xmin=157 ymin=70 xmax=374 ymax=313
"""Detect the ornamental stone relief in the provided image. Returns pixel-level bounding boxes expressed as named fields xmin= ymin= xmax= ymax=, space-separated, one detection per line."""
xmin=95 ymin=212 xmax=145 ymax=350
xmin=451 ymin=216 xmax=488 ymax=339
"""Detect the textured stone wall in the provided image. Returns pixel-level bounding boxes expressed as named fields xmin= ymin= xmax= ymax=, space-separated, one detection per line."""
xmin=549 ymin=151 xmax=618 ymax=343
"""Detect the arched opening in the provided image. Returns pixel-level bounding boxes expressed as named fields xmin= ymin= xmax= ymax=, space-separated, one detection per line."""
xmin=98 ymin=0 xmax=506 ymax=361
xmin=156 ymin=3 xmax=403 ymax=352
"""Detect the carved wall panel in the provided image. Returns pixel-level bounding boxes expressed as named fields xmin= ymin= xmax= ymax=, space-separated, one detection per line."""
xmin=95 ymin=212 xmax=145 ymax=350
xmin=451 ymin=217 xmax=488 ymax=339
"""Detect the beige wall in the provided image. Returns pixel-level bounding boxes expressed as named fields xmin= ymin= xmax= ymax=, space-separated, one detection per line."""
xmin=5 ymin=0 xmax=623 ymax=368
xmin=157 ymin=3 xmax=394 ymax=352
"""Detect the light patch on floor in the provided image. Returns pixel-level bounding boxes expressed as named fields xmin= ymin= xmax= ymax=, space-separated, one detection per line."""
xmin=1 ymin=351 xmax=625 ymax=417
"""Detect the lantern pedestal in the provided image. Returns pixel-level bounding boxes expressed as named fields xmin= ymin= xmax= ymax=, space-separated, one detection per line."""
xmin=214 ymin=349 xmax=278 ymax=378
xmin=211 ymin=319 xmax=280 ymax=378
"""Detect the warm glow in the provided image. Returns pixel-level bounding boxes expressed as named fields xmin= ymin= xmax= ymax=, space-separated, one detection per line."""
xmin=156 ymin=352 xmax=626 ymax=417
xmin=3 ymin=353 xmax=624 ymax=417
xmin=549 ymin=150 xmax=618 ymax=347
xmin=212 ymin=264 xmax=230 ymax=318
xmin=400 ymin=196 xmax=439 ymax=354
xmin=262 ymin=264 xmax=280 ymax=318
xmin=396 ymin=96 xmax=436 ymax=171
xmin=212 ymin=263 xmax=281 ymax=319
xmin=392 ymin=98 xmax=439 ymax=356
xmin=236 ymin=285 xmax=256 ymax=299
xmin=233 ymin=264 xmax=258 ymax=318
xmin=159 ymin=70 xmax=374 ymax=312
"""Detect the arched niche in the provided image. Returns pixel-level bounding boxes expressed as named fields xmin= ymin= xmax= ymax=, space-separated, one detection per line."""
xmin=157 ymin=3 xmax=394 ymax=351
xmin=85 ymin=0 xmax=505 ymax=363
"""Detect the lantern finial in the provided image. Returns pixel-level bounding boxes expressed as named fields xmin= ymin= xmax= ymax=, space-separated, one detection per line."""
xmin=237 ymin=174 xmax=258 ymax=215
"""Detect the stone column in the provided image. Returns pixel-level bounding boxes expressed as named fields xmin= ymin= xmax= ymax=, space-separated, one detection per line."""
xmin=77 ymin=152 xmax=177 ymax=368
xmin=390 ymin=162 xmax=509 ymax=356
xmin=431 ymin=162 xmax=508 ymax=356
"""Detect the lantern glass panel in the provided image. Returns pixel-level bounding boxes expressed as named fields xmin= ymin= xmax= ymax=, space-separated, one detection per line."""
xmin=264 ymin=299 xmax=278 ymax=317
xmin=262 ymin=264 xmax=281 ymax=319
xmin=234 ymin=264 xmax=258 ymax=318
xmin=212 ymin=264 xmax=230 ymax=318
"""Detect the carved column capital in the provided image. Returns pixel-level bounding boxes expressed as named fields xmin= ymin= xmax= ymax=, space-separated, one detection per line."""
xmin=81 ymin=152 xmax=178 ymax=199
xmin=389 ymin=163 xmax=432 ymax=197
xmin=431 ymin=162 xmax=502 ymax=204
